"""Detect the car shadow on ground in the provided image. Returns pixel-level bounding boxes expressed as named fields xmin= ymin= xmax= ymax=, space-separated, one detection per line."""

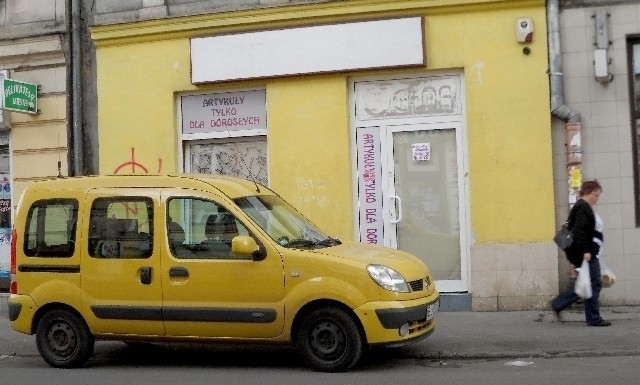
xmin=86 ymin=342 xmax=417 ymax=371
xmin=88 ymin=342 xmax=300 ymax=369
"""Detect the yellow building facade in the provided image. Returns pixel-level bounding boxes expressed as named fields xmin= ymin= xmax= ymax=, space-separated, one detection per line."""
xmin=91 ymin=0 xmax=556 ymax=311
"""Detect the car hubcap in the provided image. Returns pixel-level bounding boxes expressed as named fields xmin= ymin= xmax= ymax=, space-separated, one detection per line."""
xmin=310 ymin=321 xmax=346 ymax=361
xmin=47 ymin=322 xmax=77 ymax=357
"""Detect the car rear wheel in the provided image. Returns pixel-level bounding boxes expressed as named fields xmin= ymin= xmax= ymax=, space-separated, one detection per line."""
xmin=36 ymin=309 xmax=94 ymax=368
xmin=296 ymin=307 xmax=364 ymax=372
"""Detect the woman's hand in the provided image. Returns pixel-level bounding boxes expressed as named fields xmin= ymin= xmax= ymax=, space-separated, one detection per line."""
xmin=584 ymin=253 xmax=592 ymax=262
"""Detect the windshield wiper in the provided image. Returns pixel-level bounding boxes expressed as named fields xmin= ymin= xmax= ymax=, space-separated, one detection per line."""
xmin=283 ymin=237 xmax=341 ymax=249
xmin=315 ymin=237 xmax=342 ymax=247
xmin=284 ymin=239 xmax=316 ymax=248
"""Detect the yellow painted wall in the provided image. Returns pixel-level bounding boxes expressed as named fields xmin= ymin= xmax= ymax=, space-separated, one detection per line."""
xmin=267 ymin=76 xmax=352 ymax=236
xmin=92 ymin=0 xmax=552 ymax=244
xmin=95 ymin=39 xmax=355 ymax=237
xmin=96 ymin=40 xmax=191 ymax=175
xmin=425 ymin=8 xmax=553 ymax=243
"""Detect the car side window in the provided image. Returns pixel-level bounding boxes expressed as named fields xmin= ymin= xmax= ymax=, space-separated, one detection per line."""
xmin=89 ymin=197 xmax=153 ymax=259
xmin=24 ymin=199 xmax=78 ymax=258
xmin=167 ymin=197 xmax=254 ymax=260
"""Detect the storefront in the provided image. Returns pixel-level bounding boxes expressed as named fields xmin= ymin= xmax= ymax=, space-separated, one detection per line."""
xmin=91 ymin=0 xmax=556 ymax=310
xmin=352 ymin=73 xmax=468 ymax=294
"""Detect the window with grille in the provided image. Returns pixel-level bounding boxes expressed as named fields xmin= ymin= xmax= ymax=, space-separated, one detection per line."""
xmin=180 ymin=89 xmax=268 ymax=185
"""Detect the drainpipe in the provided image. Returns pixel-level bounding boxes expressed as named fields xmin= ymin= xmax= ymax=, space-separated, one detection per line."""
xmin=548 ymin=0 xmax=581 ymax=205
xmin=70 ymin=0 xmax=83 ymax=176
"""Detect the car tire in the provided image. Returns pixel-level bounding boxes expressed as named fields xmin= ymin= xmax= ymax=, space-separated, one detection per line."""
xmin=296 ymin=307 xmax=364 ymax=372
xmin=35 ymin=309 xmax=95 ymax=368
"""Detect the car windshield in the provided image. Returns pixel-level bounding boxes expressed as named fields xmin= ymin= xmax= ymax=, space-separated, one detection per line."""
xmin=234 ymin=195 xmax=341 ymax=249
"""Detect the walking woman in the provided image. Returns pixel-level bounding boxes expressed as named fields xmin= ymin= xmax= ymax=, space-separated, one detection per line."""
xmin=551 ymin=180 xmax=610 ymax=326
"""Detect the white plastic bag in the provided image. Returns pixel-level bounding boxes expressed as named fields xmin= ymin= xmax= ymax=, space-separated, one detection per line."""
xmin=600 ymin=260 xmax=616 ymax=288
xmin=575 ymin=259 xmax=592 ymax=299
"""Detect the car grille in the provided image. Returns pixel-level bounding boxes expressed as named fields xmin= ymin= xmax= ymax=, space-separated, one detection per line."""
xmin=408 ymin=276 xmax=431 ymax=292
xmin=408 ymin=278 xmax=424 ymax=292
xmin=408 ymin=318 xmax=433 ymax=335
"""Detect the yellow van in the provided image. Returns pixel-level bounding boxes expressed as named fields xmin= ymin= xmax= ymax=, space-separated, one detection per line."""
xmin=8 ymin=175 xmax=438 ymax=372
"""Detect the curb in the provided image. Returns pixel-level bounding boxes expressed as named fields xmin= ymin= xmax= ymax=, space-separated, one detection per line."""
xmin=398 ymin=349 xmax=640 ymax=361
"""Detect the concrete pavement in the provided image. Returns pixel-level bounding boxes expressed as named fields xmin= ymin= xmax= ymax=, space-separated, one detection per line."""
xmin=2 ymin=293 xmax=639 ymax=361
xmin=402 ymin=305 xmax=640 ymax=360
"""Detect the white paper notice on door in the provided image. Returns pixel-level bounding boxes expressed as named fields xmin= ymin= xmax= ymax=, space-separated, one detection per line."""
xmin=412 ymin=143 xmax=431 ymax=161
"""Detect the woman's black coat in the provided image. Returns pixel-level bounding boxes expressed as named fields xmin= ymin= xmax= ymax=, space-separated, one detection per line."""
xmin=565 ymin=199 xmax=599 ymax=267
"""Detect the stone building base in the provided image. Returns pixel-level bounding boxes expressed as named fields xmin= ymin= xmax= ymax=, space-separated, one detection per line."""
xmin=471 ymin=242 xmax=559 ymax=311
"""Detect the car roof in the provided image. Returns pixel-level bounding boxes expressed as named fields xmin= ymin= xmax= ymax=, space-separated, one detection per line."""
xmin=23 ymin=174 xmax=270 ymax=199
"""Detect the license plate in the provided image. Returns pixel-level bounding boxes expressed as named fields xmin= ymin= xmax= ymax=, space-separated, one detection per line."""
xmin=426 ymin=301 xmax=439 ymax=320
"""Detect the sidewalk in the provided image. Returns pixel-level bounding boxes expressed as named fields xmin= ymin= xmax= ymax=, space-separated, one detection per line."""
xmin=2 ymin=293 xmax=639 ymax=360
xmin=398 ymin=305 xmax=640 ymax=360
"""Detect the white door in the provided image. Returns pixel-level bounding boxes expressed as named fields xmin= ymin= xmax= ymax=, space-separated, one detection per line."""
xmin=356 ymin=122 xmax=468 ymax=292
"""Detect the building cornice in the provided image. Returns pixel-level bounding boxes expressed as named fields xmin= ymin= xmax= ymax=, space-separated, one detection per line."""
xmin=91 ymin=0 xmax=545 ymax=47
xmin=0 ymin=34 xmax=65 ymax=70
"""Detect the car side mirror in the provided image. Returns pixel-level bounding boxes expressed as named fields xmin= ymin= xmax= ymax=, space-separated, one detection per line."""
xmin=231 ymin=235 xmax=266 ymax=261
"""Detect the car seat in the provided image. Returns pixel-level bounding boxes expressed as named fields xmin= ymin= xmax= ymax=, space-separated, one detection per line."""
xmin=168 ymin=220 xmax=193 ymax=257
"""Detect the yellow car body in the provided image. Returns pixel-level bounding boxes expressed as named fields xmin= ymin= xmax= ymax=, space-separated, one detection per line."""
xmin=8 ymin=174 xmax=438 ymax=371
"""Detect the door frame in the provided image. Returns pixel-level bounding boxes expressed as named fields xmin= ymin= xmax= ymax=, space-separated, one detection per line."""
xmin=349 ymin=72 xmax=470 ymax=294
xmin=80 ymin=188 xmax=164 ymax=336
xmin=159 ymin=189 xmax=286 ymax=338
xmin=382 ymin=121 xmax=469 ymax=292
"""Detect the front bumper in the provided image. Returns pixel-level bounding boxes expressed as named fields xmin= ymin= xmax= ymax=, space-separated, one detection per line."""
xmin=353 ymin=292 xmax=439 ymax=346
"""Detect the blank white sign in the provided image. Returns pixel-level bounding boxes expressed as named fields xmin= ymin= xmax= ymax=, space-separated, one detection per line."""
xmin=191 ymin=17 xmax=425 ymax=83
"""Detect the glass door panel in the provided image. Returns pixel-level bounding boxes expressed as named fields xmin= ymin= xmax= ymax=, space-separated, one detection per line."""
xmin=385 ymin=123 xmax=467 ymax=292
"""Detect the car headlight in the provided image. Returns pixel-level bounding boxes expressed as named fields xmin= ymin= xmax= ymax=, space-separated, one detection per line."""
xmin=367 ymin=264 xmax=410 ymax=293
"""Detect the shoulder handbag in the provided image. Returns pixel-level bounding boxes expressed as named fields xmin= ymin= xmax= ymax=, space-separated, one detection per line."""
xmin=553 ymin=222 xmax=573 ymax=250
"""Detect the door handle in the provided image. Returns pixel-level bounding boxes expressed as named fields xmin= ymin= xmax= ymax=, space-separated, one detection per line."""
xmin=169 ymin=266 xmax=189 ymax=278
xmin=140 ymin=266 xmax=153 ymax=285
xmin=390 ymin=195 xmax=403 ymax=224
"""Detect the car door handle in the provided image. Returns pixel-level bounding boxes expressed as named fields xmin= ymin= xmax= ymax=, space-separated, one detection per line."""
xmin=140 ymin=266 xmax=153 ymax=285
xmin=169 ymin=266 xmax=189 ymax=278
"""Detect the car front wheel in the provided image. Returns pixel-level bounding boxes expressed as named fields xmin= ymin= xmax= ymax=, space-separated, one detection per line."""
xmin=35 ymin=309 xmax=95 ymax=368
xmin=296 ymin=307 xmax=364 ymax=372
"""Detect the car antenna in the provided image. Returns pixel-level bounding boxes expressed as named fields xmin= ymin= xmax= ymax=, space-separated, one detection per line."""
xmin=57 ymin=160 xmax=63 ymax=178
xmin=56 ymin=133 xmax=64 ymax=178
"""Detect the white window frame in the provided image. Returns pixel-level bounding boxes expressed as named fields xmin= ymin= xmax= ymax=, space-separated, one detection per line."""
xmin=177 ymin=88 xmax=269 ymax=184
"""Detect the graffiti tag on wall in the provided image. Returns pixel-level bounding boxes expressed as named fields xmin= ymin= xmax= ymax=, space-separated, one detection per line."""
xmin=111 ymin=148 xmax=163 ymax=219
xmin=113 ymin=147 xmax=163 ymax=175
xmin=292 ymin=177 xmax=330 ymax=209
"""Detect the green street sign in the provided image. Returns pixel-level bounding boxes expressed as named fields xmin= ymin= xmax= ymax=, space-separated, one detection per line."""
xmin=2 ymin=78 xmax=37 ymax=114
